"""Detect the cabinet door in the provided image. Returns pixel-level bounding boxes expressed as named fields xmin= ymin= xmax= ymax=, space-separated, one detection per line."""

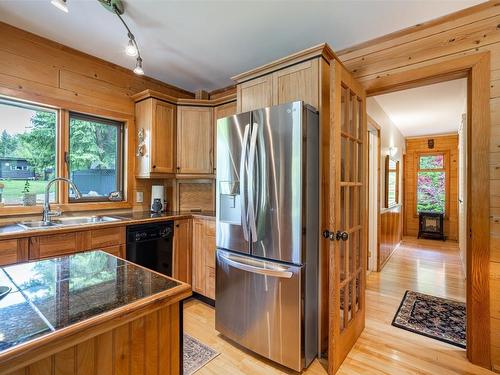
xmin=237 ymin=74 xmax=273 ymax=112
xmin=204 ymin=220 xmax=216 ymax=299
xmin=214 ymin=102 xmax=237 ymax=174
xmin=29 ymin=231 xmax=90 ymax=259
xmin=0 ymin=239 xmax=28 ymax=266
xmin=151 ymin=100 xmax=176 ymax=174
xmin=90 ymin=227 xmax=125 ymax=249
xmin=173 ymin=219 xmax=192 ymax=284
xmin=177 ymin=106 xmax=213 ymax=174
xmin=191 ymin=219 xmax=205 ymax=294
xmin=272 ymin=59 xmax=319 ymax=108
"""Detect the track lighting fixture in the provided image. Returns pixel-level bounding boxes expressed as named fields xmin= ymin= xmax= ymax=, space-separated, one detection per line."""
xmin=51 ymin=0 xmax=68 ymax=13
xmin=50 ymin=0 xmax=145 ymax=75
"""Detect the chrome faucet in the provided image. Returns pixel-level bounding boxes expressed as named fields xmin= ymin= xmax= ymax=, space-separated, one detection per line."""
xmin=42 ymin=177 xmax=82 ymax=223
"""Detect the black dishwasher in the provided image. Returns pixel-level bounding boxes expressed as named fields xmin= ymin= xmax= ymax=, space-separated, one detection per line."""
xmin=126 ymin=221 xmax=174 ymax=276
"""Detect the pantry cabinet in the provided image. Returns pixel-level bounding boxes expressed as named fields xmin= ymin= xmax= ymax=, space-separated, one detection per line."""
xmin=177 ymin=106 xmax=214 ymax=175
xmin=192 ymin=218 xmax=216 ymax=299
xmin=135 ymin=97 xmax=176 ymax=178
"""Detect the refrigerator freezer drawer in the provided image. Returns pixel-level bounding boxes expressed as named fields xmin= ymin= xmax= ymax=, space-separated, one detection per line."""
xmin=215 ymin=249 xmax=303 ymax=371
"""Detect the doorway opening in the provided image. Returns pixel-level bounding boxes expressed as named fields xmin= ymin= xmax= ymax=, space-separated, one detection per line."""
xmin=366 ymin=77 xmax=468 ymax=349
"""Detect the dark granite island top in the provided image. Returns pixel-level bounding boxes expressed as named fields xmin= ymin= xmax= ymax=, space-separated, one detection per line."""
xmin=0 ymin=250 xmax=191 ymax=374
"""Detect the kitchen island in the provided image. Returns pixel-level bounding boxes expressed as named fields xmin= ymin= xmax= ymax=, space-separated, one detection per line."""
xmin=0 ymin=250 xmax=191 ymax=374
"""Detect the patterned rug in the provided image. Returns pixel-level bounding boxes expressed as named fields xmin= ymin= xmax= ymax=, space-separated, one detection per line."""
xmin=392 ymin=291 xmax=466 ymax=348
xmin=183 ymin=334 xmax=219 ymax=375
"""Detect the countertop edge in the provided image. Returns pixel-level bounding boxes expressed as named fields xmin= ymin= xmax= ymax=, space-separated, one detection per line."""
xmin=0 ymin=212 xmax=215 ymax=241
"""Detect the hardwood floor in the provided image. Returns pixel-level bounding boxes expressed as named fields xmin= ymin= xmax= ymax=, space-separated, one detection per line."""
xmin=183 ymin=238 xmax=493 ymax=374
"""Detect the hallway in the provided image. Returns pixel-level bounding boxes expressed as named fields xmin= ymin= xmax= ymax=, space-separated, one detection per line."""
xmin=183 ymin=238 xmax=492 ymax=374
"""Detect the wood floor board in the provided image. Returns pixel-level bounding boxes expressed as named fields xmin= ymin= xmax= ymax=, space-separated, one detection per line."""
xmin=184 ymin=237 xmax=493 ymax=374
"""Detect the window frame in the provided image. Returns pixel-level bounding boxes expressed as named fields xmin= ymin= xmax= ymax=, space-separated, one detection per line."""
xmin=0 ymin=95 xmax=130 ymax=214
xmin=384 ymin=155 xmax=399 ymax=208
xmin=67 ymin=112 xmax=125 ymax=203
xmin=0 ymin=98 xmax=58 ymax=206
xmin=415 ymin=151 xmax=450 ymax=217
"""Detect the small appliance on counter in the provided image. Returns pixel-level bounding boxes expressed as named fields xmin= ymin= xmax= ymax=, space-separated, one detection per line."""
xmin=151 ymin=185 xmax=165 ymax=212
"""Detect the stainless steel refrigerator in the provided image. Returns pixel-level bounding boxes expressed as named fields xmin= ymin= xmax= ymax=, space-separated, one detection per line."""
xmin=215 ymin=101 xmax=319 ymax=371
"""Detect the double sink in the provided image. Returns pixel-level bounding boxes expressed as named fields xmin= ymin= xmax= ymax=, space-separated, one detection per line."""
xmin=17 ymin=215 xmax=122 ymax=230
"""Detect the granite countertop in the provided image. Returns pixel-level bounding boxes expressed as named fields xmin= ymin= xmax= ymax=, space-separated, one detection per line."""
xmin=0 ymin=210 xmax=215 ymax=239
xmin=0 ymin=250 xmax=190 ymax=354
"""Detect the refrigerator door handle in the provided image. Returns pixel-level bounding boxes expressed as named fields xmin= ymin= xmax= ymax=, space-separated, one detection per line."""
xmin=219 ymin=251 xmax=293 ymax=279
xmin=239 ymin=124 xmax=251 ymax=241
xmin=247 ymin=123 xmax=259 ymax=241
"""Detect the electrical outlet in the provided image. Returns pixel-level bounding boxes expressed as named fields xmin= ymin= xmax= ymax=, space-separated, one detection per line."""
xmin=136 ymin=191 xmax=144 ymax=203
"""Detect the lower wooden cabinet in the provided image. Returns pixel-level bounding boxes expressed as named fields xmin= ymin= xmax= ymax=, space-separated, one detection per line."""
xmin=28 ymin=226 xmax=126 ymax=260
xmin=173 ymin=219 xmax=192 ymax=284
xmin=0 ymin=238 xmax=28 ymax=266
xmin=192 ymin=218 xmax=216 ymax=299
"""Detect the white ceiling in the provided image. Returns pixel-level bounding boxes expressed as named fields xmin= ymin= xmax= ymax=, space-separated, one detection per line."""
xmin=0 ymin=0 xmax=484 ymax=92
xmin=372 ymin=79 xmax=467 ymax=137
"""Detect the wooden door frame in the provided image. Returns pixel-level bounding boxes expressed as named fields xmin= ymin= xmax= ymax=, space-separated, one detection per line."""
xmin=367 ymin=116 xmax=381 ymax=272
xmin=363 ymin=52 xmax=491 ymax=368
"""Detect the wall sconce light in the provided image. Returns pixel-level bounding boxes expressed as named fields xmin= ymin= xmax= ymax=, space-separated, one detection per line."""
xmin=389 ymin=147 xmax=398 ymax=157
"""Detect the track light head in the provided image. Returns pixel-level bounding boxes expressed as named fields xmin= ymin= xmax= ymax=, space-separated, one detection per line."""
xmin=133 ymin=57 xmax=144 ymax=75
xmin=51 ymin=0 xmax=68 ymax=13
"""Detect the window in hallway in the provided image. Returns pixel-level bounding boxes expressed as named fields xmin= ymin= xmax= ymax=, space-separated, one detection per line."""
xmin=417 ymin=153 xmax=446 ymax=214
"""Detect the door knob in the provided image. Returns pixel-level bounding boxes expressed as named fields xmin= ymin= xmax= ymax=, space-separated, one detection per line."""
xmin=336 ymin=231 xmax=349 ymax=241
xmin=322 ymin=230 xmax=336 ymax=241
xmin=322 ymin=230 xmax=349 ymax=241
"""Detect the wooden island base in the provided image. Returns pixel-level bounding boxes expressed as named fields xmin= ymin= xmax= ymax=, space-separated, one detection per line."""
xmin=6 ymin=301 xmax=183 ymax=375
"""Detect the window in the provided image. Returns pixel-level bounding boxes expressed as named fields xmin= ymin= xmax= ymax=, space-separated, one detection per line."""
xmin=417 ymin=154 xmax=446 ymax=214
xmin=384 ymin=156 xmax=399 ymax=208
xmin=0 ymin=99 xmax=56 ymax=205
xmin=68 ymin=113 xmax=124 ymax=202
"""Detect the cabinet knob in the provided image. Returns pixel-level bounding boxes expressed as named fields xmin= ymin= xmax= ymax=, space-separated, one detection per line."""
xmin=152 ymin=165 xmax=156 ymax=169
xmin=176 ymin=167 xmax=180 ymax=170
xmin=176 ymin=224 xmax=180 ymax=228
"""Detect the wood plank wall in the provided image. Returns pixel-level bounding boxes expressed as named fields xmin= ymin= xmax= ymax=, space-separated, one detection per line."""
xmin=0 ymin=21 xmax=194 ymax=213
xmin=379 ymin=205 xmax=402 ymax=270
xmin=0 ymin=22 xmax=193 ymax=116
xmin=404 ymin=135 xmax=459 ymax=240
xmin=8 ymin=304 xmax=180 ymax=375
xmin=337 ymin=2 xmax=499 ymax=369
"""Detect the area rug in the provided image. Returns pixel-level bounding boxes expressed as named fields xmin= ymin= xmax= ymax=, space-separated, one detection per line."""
xmin=183 ymin=334 xmax=219 ymax=375
xmin=392 ymin=290 xmax=466 ymax=348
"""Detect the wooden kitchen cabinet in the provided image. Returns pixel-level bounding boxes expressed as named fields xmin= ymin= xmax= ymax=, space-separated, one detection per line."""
xmin=192 ymin=218 xmax=216 ymax=299
xmin=177 ymin=106 xmax=213 ymax=175
xmin=235 ymin=55 xmax=325 ymax=112
xmin=236 ymin=74 xmax=273 ymax=112
xmin=272 ymin=59 xmax=319 ymax=108
xmin=29 ymin=231 xmax=90 ymax=260
xmin=28 ymin=226 xmax=126 ymax=260
xmin=0 ymin=238 xmax=28 ymax=266
xmin=135 ymin=97 xmax=176 ymax=178
xmin=173 ymin=219 xmax=192 ymax=284
xmin=213 ymin=101 xmax=237 ymax=174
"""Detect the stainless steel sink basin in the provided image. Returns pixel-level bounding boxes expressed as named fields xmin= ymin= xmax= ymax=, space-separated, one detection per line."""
xmin=18 ymin=221 xmax=60 ymax=229
xmin=17 ymin=216 xmax=121 ymax=229
xmin=52 ymin=216 xmax=121 ymax=226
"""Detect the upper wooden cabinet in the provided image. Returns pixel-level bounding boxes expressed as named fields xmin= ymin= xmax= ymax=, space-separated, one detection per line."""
xmin=272 ymin=59 xmax=319 ymax=108
xmin=177 ymin=106 xmax=214 ymax=175
xmin=233 ymin=44 xmax=334 ymax=113
xmin=236 ymin=75 xmax=273 ymax=113
xmin=135 ymin=98 xmax=176 ymax=178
